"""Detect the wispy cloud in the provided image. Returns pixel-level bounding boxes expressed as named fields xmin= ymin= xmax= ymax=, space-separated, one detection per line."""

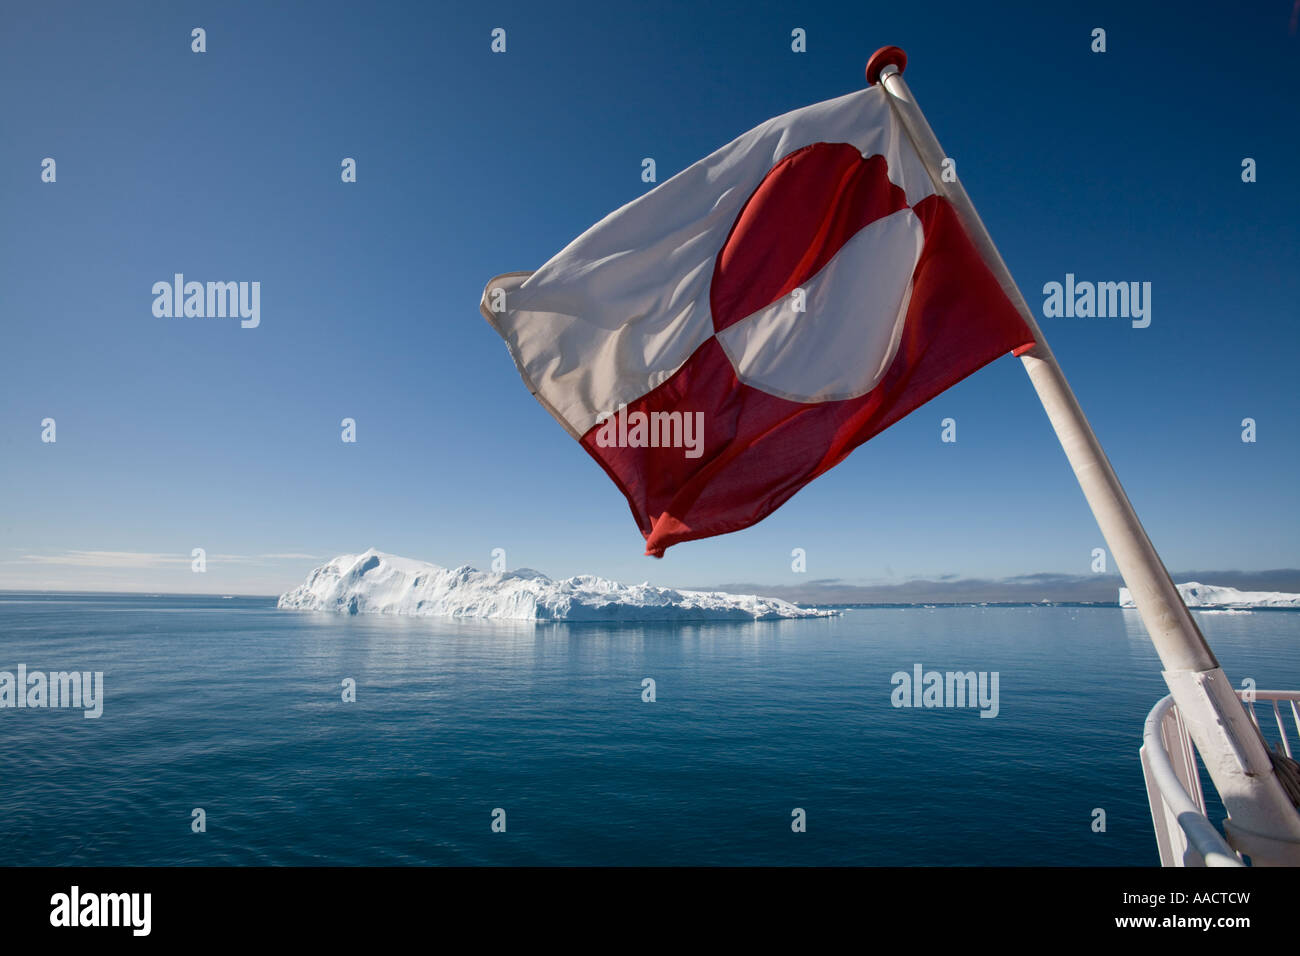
xmin=18 ymin=551 xmax=191 ymax=568
xmin=11 ymin=551 xmax=325 ymax=568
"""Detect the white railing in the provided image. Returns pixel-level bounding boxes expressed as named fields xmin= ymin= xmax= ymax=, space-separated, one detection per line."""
xmin=1141 ymin=690 xmax=1300 ymax=867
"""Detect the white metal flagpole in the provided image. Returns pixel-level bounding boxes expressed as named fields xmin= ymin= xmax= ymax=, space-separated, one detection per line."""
xmin=865 ymin=46 xmax=1300 ymax=864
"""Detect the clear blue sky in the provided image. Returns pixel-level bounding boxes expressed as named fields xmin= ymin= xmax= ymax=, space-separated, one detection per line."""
xmin=2 ymin=1 xmax=1297 ymax=594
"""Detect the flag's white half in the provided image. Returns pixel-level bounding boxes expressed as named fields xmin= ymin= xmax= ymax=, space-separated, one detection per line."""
xmin=480 ymin=87 xmax=935 ymax=437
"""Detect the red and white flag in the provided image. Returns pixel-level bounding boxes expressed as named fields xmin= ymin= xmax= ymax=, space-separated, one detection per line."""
xmin=481 ymin=87 xmax=1035 ymax=556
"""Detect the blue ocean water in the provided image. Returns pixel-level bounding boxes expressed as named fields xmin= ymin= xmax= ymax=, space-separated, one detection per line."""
xmin=0 ymin=594 xmax=1296 ymax=866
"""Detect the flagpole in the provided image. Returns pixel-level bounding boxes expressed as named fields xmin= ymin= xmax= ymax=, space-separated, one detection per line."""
xmin=866 ymin=46 xmax=1300 ymax=864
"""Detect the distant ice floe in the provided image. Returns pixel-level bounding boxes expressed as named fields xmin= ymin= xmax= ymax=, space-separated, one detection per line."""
xmin=1118 ymin=582 xmax=1300 ymax=610
xmin=278 ymin=549 xmax=837 ymax=622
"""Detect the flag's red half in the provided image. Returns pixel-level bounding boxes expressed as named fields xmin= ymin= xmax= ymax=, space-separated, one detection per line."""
xmin=579 ymin=191 xmax=1035 ymax=557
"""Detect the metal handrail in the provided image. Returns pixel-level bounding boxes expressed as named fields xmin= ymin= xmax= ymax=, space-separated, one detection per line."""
xmin=1242 ymin=691 xmax=1300 ymax=760
xmin=1141 ymin=690 xmax=1300 ymax=867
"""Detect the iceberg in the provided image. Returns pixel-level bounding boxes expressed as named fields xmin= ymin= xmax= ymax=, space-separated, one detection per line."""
xmin=278 ymin=549 xmax=837 ymax=622
xmin=1118 ymin=582 xmax=1300 ymax=609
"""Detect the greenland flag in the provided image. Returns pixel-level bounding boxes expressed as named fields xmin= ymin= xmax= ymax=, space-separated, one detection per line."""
xmin=482 ymin=87 xmax=1035 ymax=556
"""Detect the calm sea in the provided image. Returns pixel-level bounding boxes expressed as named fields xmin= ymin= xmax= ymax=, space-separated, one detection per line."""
xmin=1 ymin=593 xmax=1296 ymax=866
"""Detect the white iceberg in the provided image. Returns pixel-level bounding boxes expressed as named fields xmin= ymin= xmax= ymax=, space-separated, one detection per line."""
xmin=278 ymin=549 xmax=837 ymax=622
xmin=1118 ymin=582 xmax=1300 ymax=609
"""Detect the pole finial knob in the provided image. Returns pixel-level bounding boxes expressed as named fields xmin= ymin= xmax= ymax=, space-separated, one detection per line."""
xmin=866 ymin=46 xmax=907 ymax=85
